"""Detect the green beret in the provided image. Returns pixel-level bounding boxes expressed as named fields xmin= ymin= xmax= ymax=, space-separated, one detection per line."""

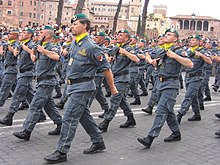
xmin=94 ymin=31 xmax=106 ymax=36
xmin=42 ymin=25 xmax=54 ymax=31
xmin=9 ymin=29 xmax=19 ymax=33
xmin=140 ymin=39 xmax=146 ymax=43
xmin=71 ymin=13 xmax=89 ymax=23
xmin=131 ymin=35 xmax=138 ymax=40
xmin=118 ymin=29 xmax=130 ymax=35
xmin=158 ymin=34 xmax=165 ymax=39
xmin=190 ymin=34 xmax=201 ymax=40
xmin=23 ymin=27 xmax=34 ymax=34
xmin=165 ymin=28 xmax=179 ymax=37
xmin=53 ymin=35 xmax=59 ymax=39
xmin=151 ymin=39 xmax=157 ymax=43
xmin=105 ymin=37 xmax=111 ymax=42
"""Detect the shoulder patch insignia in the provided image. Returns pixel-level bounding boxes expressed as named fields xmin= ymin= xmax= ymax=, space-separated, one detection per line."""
xmin=78 ymin=48 xmax=87 ymax=56
xmin=97 ymin=55 xmax=103 ymax=61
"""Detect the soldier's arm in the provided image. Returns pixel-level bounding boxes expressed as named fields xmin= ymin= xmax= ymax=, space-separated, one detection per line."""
xmin=211 ymin=56 xmax=220 ymax=63
xmin=194 ymin=51 xmax=212 ymax=64
xmin=167 ymin=50 xmax=194 ymax=68
xmin=102 ymin=69 xmax=118 ymax=95
xmin=119 ymin=48 xmax=140 ymax=63
xmin=145 ymin=52 xmax=158 ymax=66
xmin=37 ymin=45 xmax=59 ymax=61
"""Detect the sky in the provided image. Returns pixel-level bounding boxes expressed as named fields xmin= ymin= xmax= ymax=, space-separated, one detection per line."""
xmin=71 ymin=0 xmax=220 ymax=20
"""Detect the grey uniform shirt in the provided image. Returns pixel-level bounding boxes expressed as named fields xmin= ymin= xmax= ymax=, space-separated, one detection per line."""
xmin=66 ymin=35 xmax=110 ymax=94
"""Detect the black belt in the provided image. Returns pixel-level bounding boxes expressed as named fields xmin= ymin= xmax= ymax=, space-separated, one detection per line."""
xmin=5 ymin=64 xmax=16 ymax=69
xmin=19 ymin=67 xmax=33 ymax=73
xmin=67 ymin=77 xmax=93 ymax=85
xmin=113 ymin=70 xmax=129 ymax=78
xmin=159 ymin=76 xmax=179 ymax=82
xmin=187 ymin=72 xmax=203 ymax=78
xmin=37 ymin=75 xmax=55 ymax=82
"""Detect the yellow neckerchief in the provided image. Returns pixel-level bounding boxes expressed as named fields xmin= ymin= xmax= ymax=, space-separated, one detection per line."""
xmin=117 ymin=43 xmax=124 ymax=47
xmin=75 ymin=32 xmax=88 ymax=43
xmin=20 ymin=39 xmax=30 ymax=45
xmin=191 ymin=45 xmax=199 ymax=52
xmin=164 ymin=43 xmax=174 ymax=51
xmin=158 ymin=44 xmax=164 ymax=49
xmin=218 ymin=47 xmax=220 ymax=50
xmin=130 ymin=44 xmax=136 ymax=47
xmin=8 ymin=39 xmax=16 ymax=45
xmin=66 ymin=42 xmax=71 ymax=46
xmin=42 ymin=41 xmax=49 ymax=46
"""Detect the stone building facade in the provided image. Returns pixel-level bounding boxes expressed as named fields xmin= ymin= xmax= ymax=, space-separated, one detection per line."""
xmin=170 ymin=15 xmax=220 ymax=39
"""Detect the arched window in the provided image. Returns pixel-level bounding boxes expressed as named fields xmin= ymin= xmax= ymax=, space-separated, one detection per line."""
xmin=184 ymin=20 xmax=189 ymax=30
xmin=203 ymin=21 xmax=209 ymax=31
xmin=190 ymin=20 xmax=196 ymax=30
xmin=178 ymin=19 xmax=183 ymax=29
xmin=197 ymin=21 xmax=202 ymax=31
xmin=210 ymin=27 xmax=214 ymax=32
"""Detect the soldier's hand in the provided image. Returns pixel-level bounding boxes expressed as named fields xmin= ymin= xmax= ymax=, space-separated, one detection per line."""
xmin=13 ymin=48 xmax=19 ymax=56
xmin=36 ymin=45 xmax=44 ymax=53
xmin=148 ymin=58 xmax=159 ymax=67
xmin=8 ymin=45 xmax=14 ymax=52
xmin=110 ymin=86 xmax=119 ymax=95
xmin=22 ymin=44 xmax=28 ymax=51
xmin=119 ymin=47 xmax=126 ymax=55
xmin=194 ymin=51 xmax=202 ymax=57
xmin=62 ymin=48 xmax=68 ymax=56
xmin=181 ymin=51 xmax=187 ymax=56
xmin=166 ymin=50 xmax=177 ymax=59
xmin=31 ymin=54 xmax=36 ymax=62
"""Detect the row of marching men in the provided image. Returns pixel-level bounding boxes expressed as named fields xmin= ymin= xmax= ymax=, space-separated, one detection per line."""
xmin=0 ymin=14 xmax=220 ymax=163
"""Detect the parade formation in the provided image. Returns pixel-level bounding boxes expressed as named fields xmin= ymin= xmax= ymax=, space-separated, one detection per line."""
xmin=0 ymin=12 xmax=220 ymax=164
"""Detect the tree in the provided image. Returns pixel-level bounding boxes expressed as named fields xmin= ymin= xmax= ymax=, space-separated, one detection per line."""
xmin=56 ymin=0 xmax=64 ymax=25
xmin=136 ymin=15 xmax=141 ymax=36
xmin=112 ymin=0 xmax=123 ymax=35
xmin=140 ymin=0 xmax=150 ymax=38
xmin=75 ymin=0 xmax=86 ymax=14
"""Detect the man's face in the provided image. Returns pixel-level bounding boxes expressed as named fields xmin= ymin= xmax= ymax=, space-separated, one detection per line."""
xmin=189 ymin=38 xmax=200 ymax=47
xmin=70 ymin=20 xmax=86 ymax=36
xmin=164 ymin=32 xmax=177 ymax=43
xmin=20 ymin=31 xmax=30 ymax=41
xmin=130 ymin=38 xmax=137 ymax=45
xmin=8 ymin=32 xmax=18 ymax=40
xmin=138 ymin=42 xmax=145 ymax=48
xmin=158 ymin=37 xmax=164 ymax=45
xmin=94 ymin=36 xmax=105 ymax=44
xmin=204 ymin=42 xmax=212 ymax=49
xmin=116 ymin=33 xmax=129 ymax=44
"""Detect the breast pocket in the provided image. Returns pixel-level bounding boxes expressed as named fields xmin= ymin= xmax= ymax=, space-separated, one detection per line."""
xmin=165 ymin=58 xmax=179 ymax=74
xmin=38 ymin=55 xmax=50 ymax=70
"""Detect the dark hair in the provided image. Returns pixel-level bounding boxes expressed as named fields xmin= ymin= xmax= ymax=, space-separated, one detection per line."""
xmin=79 ymin=19 xmax=91 ymax=31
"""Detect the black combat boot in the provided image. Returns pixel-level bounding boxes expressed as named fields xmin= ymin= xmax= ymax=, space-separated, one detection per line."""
xmin=13 ymin=130 xmax=31 ymax=141
xmin=203 ymin=96 xmax=211 ymax=101
xmin=38 ymin=112 xmax=47 ymax=122
xmin=48 ymin=124 xmax=62 ymax=135
xmin=164 ymin=131 xmax=181 ymax=142
xmin=188 ymin=112 xmax=201 ymax=121
xmin=137 ymin=135 xmax=155 ymax=149
xmin=18 ymin=101 xmax=29 ymax=110
xmin=56 ymin=101 xmax=65 ymax=109
xmin=98 ymin=119 xmax=110 ymax=132
xmin=119 ymin=115 xmax=136 ymax=128
xmin=176 ymin=113 xmax=183 ymax=124
xmin=213 ymin=86 xmax=219 ymax=92
xmin=44 ymin=150 xmax=67 ymax=164
xmin=139 ymin=91 xmax=148 ymax=96
xmin=0 ymin=112 xmax=15 ymax=126
xmin=200 ymin=104 xmax=205 ymax=110
xmin=142 ymin=106 xmax=153 ymax=115
xmin=130 ymin=97 xmax=141 ymax=105
xmin=83 ymin=142 xmax=106 ymax=154
xmin=215 ymin=113 xmax=220 ymax=119
xmin=98 ymin=110 xmax=108 ymax=118
xmin=215 ymin=130 xmax=220 ymax=136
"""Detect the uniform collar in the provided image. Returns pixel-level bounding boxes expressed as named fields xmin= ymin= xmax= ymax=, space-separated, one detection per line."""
xmin=20 ymin=39 xmax=30 ymax=45
xmin=8 ymin=39 xmax=16 ymax=45
xmin=75 ymin=32 xmax=88 ymax=43
xmin=164 ymin=43 xmax=174 ymax=51
xmin=190 ymin=46 xmax=199 ymax=52
xmin=42 ymin=41 xmax=49 ymax=46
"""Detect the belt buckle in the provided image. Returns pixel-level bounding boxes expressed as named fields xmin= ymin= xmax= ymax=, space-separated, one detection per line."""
xmin=159 ymin=77 xmax=163 ymax=82
xmin=67 ymin=79 xmax=71 ymax=85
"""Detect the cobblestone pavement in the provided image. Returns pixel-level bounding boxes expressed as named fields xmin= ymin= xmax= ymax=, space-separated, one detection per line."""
xmin=0 ymin=77 xmax=220 ymax=165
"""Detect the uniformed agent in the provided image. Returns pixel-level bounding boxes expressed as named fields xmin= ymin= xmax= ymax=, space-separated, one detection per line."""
xmin=98 ymin=29 xmax=140 ymax=132
xmin=89 ymin=31 xmax=109 ymax=118
xmin=44 ymin=14 xmax=118 ymax=164
xmin=0 ymin=28 xmax=36 ymax=126
xmin=142 ymin=34 xmax=165 ymax=115
xmin=0 ymin=30 xmax=19 ymax=107
xmin=176 ymin=35 xmax=212 ymax=124
xmin=137 ymin=29 xmax=194 ymax=149
xmin=13 ymin=25 xmax=63 ymax=140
